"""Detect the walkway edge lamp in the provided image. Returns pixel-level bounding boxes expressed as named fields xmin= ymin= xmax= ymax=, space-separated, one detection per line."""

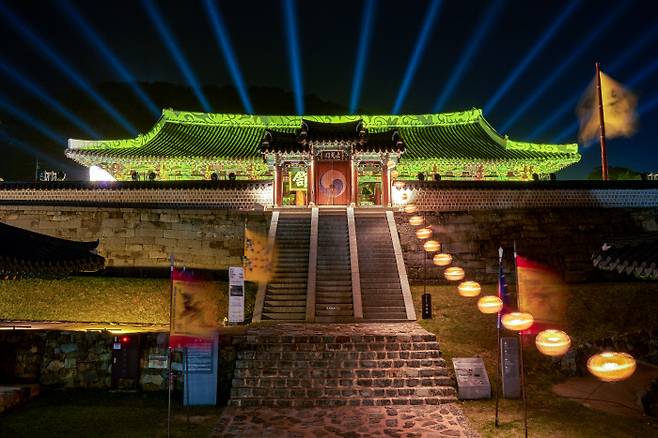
xmin=501 ymin=312 xmax=534 ymax=331
xmin=433 ymin=253 xmax=452 ymax=266
xmin=587 ymin=352 xmax=637 ymax=382
xmin=535 ymin=329 xmax=571 ymax=356
xmin=444 ymin=266 xmax=465 ymax=281
xmin=403 ymin=204 xmax=418 ymax=214
xmin=423 ymin=240 xmax=440 ymax=252
xmin=416 ymin=227 xmax=432 ymax=240
xmin=457 ymin=281 xmax=481 ymax=297
xmin=477 ymin=295 xmax=503 ymax=314
xmin=409 ymin=215 xmax=424 ymax=226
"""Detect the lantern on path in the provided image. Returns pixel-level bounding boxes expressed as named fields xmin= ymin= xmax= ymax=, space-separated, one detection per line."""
xmin=444 ymin=266 xmax=465 ymax=281
xmin=409 ymin=215 xmax=423 ymax=226
xmin=433 ymin=253 xmax=452 ymax=266
xmin=416 ymin=227 xmax=432 ymax=240
xmin=477 ymin=296 xmax=503 ymax=314
xmin=403 ymin=204 xmax=418 ymax=214
xmin=458 ymin=281 xmax=481 ymax=297
xmin=535 ymin=330 xmax=571 ymax=356
xmin=423 ymin=240 xmax=440 ymax=252
xmin=501 ymin=312 xmax=534 ymax=331
xmin=587 ymin=352 xmax=637 ymax=382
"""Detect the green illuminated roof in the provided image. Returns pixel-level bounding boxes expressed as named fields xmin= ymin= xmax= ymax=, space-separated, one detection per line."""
xmin=66 ymin=108 xmax=579 ymax=177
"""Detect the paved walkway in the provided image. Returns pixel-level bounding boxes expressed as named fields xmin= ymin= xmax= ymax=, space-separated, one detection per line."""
xmin=213 ymin=404 xmax=479 ymax=437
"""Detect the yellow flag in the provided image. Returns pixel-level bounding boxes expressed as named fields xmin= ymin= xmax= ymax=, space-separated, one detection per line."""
xmin=243 ymin=221 xmax=273 ymax=283
xmin=577 ymin=71 xmax=637 ymax=144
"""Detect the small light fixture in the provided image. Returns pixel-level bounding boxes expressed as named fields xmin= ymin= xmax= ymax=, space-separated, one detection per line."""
xmin=409 ymin=215 xmax=424 ymax=226
xmin=444 ymin=266 xmax=465 ymax=281
xmin=403 ymin=204 xmax=418 ymax=214
xmin=394 ymin=181 xmax=405 ymax=189
xmin=387 ymin=159 xmax=396 ymax=169
xmin=391 ymin=169 xmax=400 ymax=179
xmin=477 ymin=296 xmax=503 ymax=314
xmin=587 ymin=352 xmax=637 ymax=382
xmin=501 ymin=312 xmax=534 ymax=331
xmin=457 ymin=281 xmax=481 ymax=297
xmin=433 ymin=253 xmax=452 ymax=266
xmin=416 ymin=227 xmax=432 ymax=239
xmin=423 ymin=240 xmax=440 ymax=252
xmin=535 ymin=330 xmax=571 ymax=356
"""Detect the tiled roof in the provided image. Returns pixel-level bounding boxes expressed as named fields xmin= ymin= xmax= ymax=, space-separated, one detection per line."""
xmin=592 ymin=234 xmax=658 ymax=280
xmin=66 ymin=109 xmax=579 ymax=169
xmin=0 ymin=222 xmax=105 ymax=279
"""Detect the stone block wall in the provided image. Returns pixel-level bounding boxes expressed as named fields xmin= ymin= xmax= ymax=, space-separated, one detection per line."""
xmin=396 ymin=207 xmax=658 ymax=283
xmin=0 ymin=206 xmax=268 ymax=270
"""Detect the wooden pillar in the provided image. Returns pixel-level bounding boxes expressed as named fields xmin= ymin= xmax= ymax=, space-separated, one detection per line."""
xmin=308 ymin=159 xmax=316 ymax=205
xmin=350 ymin=159 xmax=358 ymax=206
xmin=274 ymin=162 xmax=283 ymax=207
xmin=381 ymin=162 xmax=390 ymax=206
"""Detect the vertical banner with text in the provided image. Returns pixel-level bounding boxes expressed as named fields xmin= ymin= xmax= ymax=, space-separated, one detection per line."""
xmin=228 ymin=266 xmax=245 ymax=323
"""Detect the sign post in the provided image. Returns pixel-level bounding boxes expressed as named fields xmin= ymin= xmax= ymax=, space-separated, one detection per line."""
xmin=228 ymin=267 xmax=245 ymax=324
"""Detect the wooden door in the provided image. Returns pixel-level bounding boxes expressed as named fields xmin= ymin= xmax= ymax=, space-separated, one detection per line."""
xmin=315 ymin=160 xmax=351 ymax=205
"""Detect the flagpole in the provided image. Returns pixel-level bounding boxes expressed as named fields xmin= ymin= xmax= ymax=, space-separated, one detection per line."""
xmin=595 ymin=62 xmax=609 ymax=181
xmin=494 ymin=246 xmax=503 ymax=427
xmin=513 ymin=241 xmax=528 ymax=438
xmin=167 ymin=255 xmax=175 ymax=438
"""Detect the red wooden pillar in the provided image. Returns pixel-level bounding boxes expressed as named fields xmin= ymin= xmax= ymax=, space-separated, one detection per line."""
xmin=381 ymin=163 xmax=390 ymax=206
xmin=350 ymin=159 xmax=358 ymax=206
xmin=274 ymin=162 xmax=283 ymax=207
xmin=308 ymin=159 xmax=316 ymax=205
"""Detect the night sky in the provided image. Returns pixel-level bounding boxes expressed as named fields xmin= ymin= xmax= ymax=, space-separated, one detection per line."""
xmin=0 ymin=0 xmax=657 ymax=180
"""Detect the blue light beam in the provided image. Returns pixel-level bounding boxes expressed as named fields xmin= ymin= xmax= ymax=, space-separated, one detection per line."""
xmin=60 ymin=0 xmax=160 ymax=118
xmin=0 ymin=58 xmax=99 ymax=138
xmin=392 ymin=0 xmax=443 ymax=115
xmin=0 ymin=130 xmax=74 ymax=172
xmin=349 ymin=0 xmax=376 ymax=114
xmin=499 ymin=1 xmax=628 ymax=134
xmin=0 ymin=94 xmax=67 ymax=145
xmin=433 ymin=0 xmax=504 ymax=113
xmin=204 ymin=0 xmax=254 ymax=114
xmin=0 ymin=2 xmax=137 ymax=135
xmin=639 ymin=91 xmax=658 ymax=116
xmin=484 ymin=0 xmax=581 ymax=115
xmin=283 ymin=0 xmax=304 ymax=115
xmin=530 ymin=21 xmax=658 ymax=140
xmin=142 ymin=0 xmax=212 ymax=112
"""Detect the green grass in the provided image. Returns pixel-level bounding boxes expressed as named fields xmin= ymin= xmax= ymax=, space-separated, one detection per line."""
xmin=0 ymin=277 xmax=257 ymax=325
xmin=0 ymin=390 xmax=220 ymax=438
xmin=412 ymin=283 xmax=658 ymax=437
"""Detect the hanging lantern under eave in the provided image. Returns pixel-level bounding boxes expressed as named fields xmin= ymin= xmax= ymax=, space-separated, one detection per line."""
xmin=391 ymin=169 xmax=400 ymax=179
xmin=394 ymin=180 xmax=406 ymax=189
xmin=477 ymin=296 xmax=503 ymax=314
xmin=501 ymin=312 xmax=534 ymax=331
xmin=409 ymin=215 xmax=424 ymax=226
xmin=444 ymin=266 xmax=465 ymax=281
xmin=433 ymin=253 xmax=452 ymax=266
xmin=587 ymin=352 xmax=637 ymax=382
xmin=416 ymin=227 xmax=432 ymax=240
xmin=387 ymin=159 xmax=396 ymax=169
xmin=535 ymin=329 xmax=571 ymax=356
xmin=403 ymin=204 xmax=418 ymax=214
xmin=458 ymin=281 xmax=481 ymax=297
xmin=423 ymin=240 xmax=440 ymax=252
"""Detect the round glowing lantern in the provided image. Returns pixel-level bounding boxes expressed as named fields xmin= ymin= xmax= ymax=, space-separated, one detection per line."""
xmin=477 ymin=296 xmax=503 ymax=314
xmin=403 ymin=204 xmax=418 ymax=214
xmin=409 ymin=215 xmax=424 ymax=226
xmin=433 ymin=253 xmax=452 ymax=266
xmin=535 ymin=330 xmax=571 ymax=356
xmin=587 ymin=352 xmax=637 ymax=382
xmin=391 ymin=169 xmax=400 ymax=179
xmin=416 ymin=227 xmax=432 ymax=239
xmin=458 ymin=281 xmax=481 ymax=297
xmin=387 ymin=159 xmax=396 ymax=169
xmin=423 ymin=240 xmax=440 ymax=252
xmin=394 ymin=180 xmax=405 ymax=189
xmin=444 ymin=266 xmax=465 ymax=281
xmin=501 ymin=312 xmax=534 ymax=331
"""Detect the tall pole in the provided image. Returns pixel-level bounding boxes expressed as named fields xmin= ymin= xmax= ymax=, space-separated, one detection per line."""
xmin=513 ymin=241 xmax=528 ymax=438
xmin=595 ymin=62 xmax=608 ymax=181
xmin=167 ymin=255 xmax=175 ymax=438
xmin=495 ymin=246 xmax=503 ymax=427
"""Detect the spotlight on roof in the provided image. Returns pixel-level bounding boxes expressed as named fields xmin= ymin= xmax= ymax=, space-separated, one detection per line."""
xmin=89 ymin=165 xmax=116 ymax=182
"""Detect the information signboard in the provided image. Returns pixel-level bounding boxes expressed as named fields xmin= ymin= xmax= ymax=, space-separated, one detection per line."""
xmin=452 ymin=357 xmax=491 ymax=399
xmin=228 ymin=267 xmax=245 ymax=323
xmin=183 ymin=336 xmax=218 ymax=406
xmin=501 ymin=336 xmax=521 ymax=398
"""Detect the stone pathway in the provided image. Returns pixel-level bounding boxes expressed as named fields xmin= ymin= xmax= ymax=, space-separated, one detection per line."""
xmin=213 ymin=404 xmax=479 ymax=437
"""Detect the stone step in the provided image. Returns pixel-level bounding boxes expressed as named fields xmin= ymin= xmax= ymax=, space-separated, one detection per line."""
xmin=230 ymin=386 xmax=455 ymax=400
xmin=265 ymin=300 xmax=306 ymax=307
xmin=233 ymin=347 xmax=443 ymax=358
xmin=261 ymin=313 xmax=306 ymax=320
xmin=227 ymin=395 xmax=456 ymax=408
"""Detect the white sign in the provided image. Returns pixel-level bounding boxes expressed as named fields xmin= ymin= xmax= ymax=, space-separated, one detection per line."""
xmin=228 ymin=266 xmax=245 ymax=323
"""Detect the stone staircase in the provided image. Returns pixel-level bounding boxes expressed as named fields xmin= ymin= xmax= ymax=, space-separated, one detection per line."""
xmin=315 ymin=212 xmax=353 ymax=322
xmin=355 ymin=213 xmax=408 ymax=320
xmin=261 ymin=213 xmax=311 ymax=321
xmin=229 ymin=323 xmax=456 ymax=407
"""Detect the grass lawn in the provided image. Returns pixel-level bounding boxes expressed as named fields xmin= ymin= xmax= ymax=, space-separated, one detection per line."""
xmin=0 ymin=277 xmax=257 ymax=325
xmin=0 ymin=390 xmax=220 ymax=438
xmin=412 ymin=283 xmax=658 ymax=438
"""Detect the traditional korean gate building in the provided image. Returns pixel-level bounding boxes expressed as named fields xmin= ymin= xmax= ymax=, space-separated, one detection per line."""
xmin=65 ymin=108 xmax=580 ymax=207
